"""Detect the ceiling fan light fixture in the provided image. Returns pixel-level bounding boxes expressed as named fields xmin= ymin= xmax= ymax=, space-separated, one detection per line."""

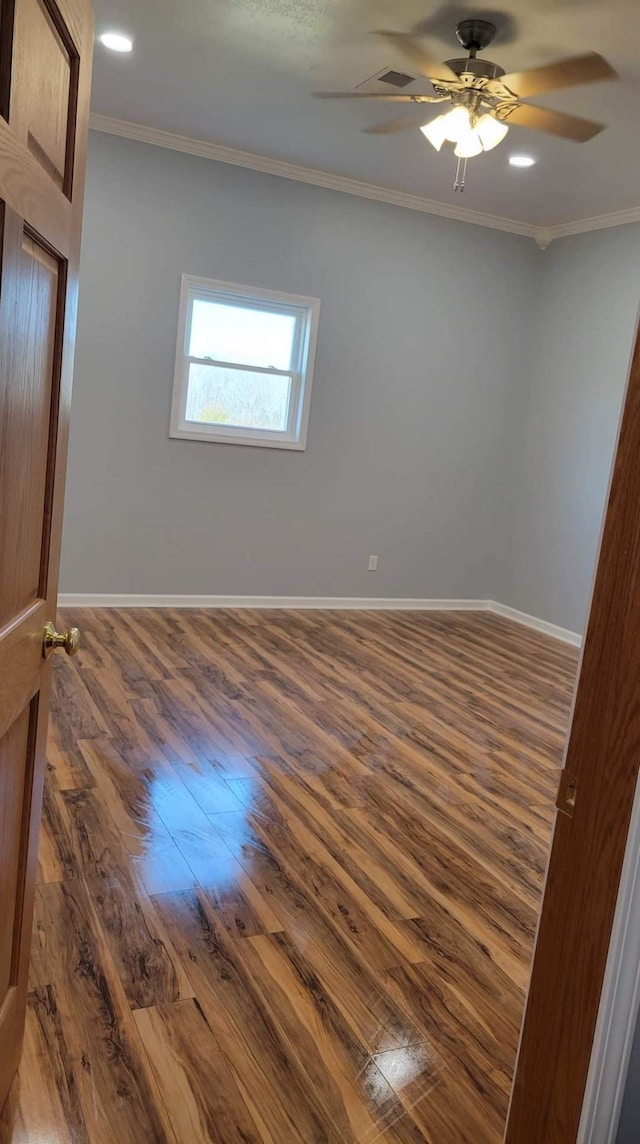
xmin=454 ymin=129 xmax=483 ymax=158
xmin=442 ymin=105 xmax=471 ymax=143
xmin=475 ymin=113 xmax=509 ymax=152
xmin=422 ymin=106 xmax=472 ymax=151
xmin=420 ymin=114 xmax=449 ymax=151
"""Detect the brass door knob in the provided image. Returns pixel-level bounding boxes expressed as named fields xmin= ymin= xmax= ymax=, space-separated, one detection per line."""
xmin=43 ymin=622 xmax=80 ymax=659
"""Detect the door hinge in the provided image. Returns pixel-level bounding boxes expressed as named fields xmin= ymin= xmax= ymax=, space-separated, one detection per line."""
xmin=556 ymin=770 xmax=577 ymax=818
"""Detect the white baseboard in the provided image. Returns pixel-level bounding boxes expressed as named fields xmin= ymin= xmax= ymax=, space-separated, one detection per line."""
xmin=57 ymin=593 xmax=582 ymax=645
xmin=488 ymin=600 xmax=582 ymax=647
xmin=57 ymin=593 xmax=488 ymax=612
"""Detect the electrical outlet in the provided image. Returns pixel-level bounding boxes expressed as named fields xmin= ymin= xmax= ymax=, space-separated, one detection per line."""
xmin=368 ymin=555 xmax=378 ymax=571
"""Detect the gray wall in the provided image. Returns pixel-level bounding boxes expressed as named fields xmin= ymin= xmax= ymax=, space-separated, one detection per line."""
xmin=61 ymin=133 xmax=640 ymax=634
xmin=60 ymin=131 xmax=538 ymax=599
xmin=498 ymin=226 xmax=640 ymax=634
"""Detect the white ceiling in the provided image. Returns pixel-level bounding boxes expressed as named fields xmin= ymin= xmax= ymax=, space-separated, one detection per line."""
xmin=90 ymin=0 xmax=640 ymax=226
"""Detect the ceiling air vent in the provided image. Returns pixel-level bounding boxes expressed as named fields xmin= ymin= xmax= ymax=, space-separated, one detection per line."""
xmin=378 ymin=69 xmax=414 ymax=87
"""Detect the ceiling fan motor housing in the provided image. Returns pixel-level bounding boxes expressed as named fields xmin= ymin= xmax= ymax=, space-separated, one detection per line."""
xmin=444 ymin=56 xmax=505 ymax=82
xmin=455 ymin=19 xmax=497 ymax=53
xmin=445 ymin=19 xmax=504 ymax=83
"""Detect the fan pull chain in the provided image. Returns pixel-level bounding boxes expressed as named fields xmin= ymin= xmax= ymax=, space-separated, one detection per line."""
xmin=453 ymin=156 xmax=468 ymax=192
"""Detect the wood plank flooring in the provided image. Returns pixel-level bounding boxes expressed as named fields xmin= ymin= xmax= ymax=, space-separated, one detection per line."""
xmin=0 ymin=608 xmax=578 ymax=1143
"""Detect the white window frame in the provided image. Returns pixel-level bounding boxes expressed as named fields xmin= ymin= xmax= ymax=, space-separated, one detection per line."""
xmin=170 ymin=275 xmax=321 ymax=450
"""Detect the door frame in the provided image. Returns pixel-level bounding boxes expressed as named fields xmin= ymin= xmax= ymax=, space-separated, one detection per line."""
xmin=578 ymin=771 xmax=640 ymax=1142
xmin=506 ymin=312 xmax=640 ymax=1141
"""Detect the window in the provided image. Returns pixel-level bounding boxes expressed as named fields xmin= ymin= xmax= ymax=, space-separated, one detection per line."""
xmin=170 ymin=276 xmax=320 ymax=449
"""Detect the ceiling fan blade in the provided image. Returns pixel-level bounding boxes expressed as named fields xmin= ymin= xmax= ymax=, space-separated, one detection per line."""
xmin=503 ymin=102 xmax=605 ymax=141
xmin=313 ymin=92 xmax=433 ymax=101
xmin=498 ymin=53 xmax=617 ymax=100
xmin=363 ymin=116 xmax=422 ymax=135
xmin=374 ymin=31 xmax=459 ymax=85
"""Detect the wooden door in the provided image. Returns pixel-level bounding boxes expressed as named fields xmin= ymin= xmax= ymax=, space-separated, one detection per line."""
xmin=506 ymin=315 xmax=640 ymax=1141
xmin=0 ymin=0 xmax=93 ymax=1111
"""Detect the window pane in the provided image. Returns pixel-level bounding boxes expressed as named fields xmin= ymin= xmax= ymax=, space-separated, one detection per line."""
xmin=189 ymin=299 xmax=296 ymax=369
xmin=185 ymin=363 xmax=292 ymax=432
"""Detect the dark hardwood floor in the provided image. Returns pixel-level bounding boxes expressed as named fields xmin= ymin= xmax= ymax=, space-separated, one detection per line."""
xmin=0 ymin=608 xmax=578 ymax=1143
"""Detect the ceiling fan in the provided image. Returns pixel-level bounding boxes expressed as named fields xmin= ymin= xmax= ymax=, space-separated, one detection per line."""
xmin=315 ymin=19 xmax=618 ymax=190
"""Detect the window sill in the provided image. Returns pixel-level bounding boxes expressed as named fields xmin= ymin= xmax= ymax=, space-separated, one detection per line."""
xmin=169 ymin=425 xmax=307 ymax=450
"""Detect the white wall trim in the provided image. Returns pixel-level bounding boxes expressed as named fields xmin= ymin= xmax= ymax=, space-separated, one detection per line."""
xmin=488 ymin=601 xmax=582 ymax=647
xmin=57 ymin=592 xmax=582 ymax=644
xmin=551 ymin=206 xmax=640 ymax=241
xmin=58 ymin=593 xmax=489 ymax=612
xmin=89 ymin=114 xmax=640 ymax=247
xmin=578 ymin=769 xmax=640 ymax=1144
xmin=88 ymin=114 xmax=540 ymax=240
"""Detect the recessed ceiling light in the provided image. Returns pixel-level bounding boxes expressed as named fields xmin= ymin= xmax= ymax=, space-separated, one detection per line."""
xmin=99 ymin=31 xmax=133 ymax=53
xmin=509 ymin=154 xmax=536 ymax=168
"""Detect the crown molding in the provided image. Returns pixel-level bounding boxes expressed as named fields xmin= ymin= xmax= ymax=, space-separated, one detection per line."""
xmin=548 ymin=206 xmax=640 ymax=241
xmin=88 ymin=114 xmax=539 ymax=240
xmin=88 ymin=114 xmax=640 ymax=247
xmin=534 ymin=228 xmax=554 ymax=251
